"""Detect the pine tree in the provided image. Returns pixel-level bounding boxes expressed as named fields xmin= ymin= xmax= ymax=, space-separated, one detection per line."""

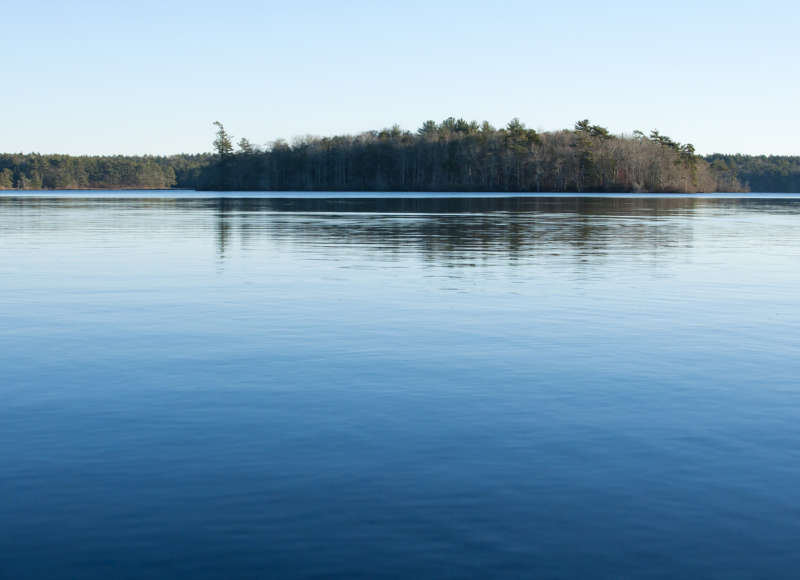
xmin=213 ymin=121 xmax=234 ymax=157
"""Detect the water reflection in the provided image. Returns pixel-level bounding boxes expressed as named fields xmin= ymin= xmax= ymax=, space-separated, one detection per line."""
xmin=204 ymin=197 xmax=769 ymax=266
xmin=3 ymin=194 xmax=800 ymax=579
xmin=1 ymin=195 xmax=798 ymax=268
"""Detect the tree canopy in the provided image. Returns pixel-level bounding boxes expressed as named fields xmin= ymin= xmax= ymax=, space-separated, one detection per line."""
xmin=7 ymin=118 xmax=800 ymax=192
xmin=194 ymin=118 xmax=744 ymax=193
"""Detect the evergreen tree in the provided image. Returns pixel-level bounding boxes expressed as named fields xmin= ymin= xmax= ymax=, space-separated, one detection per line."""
xmin=213 ymin=121 xmax=234 ymax=157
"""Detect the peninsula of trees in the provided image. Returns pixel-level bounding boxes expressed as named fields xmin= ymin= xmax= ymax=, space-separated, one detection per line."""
xmin=199 ymin=119 xmax=740 ymax=193
xmin=2 ymin=117 xmax=798 ymax=193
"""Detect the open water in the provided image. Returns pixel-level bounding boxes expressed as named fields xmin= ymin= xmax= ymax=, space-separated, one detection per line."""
xmin=2 ymin=192 xmax=800 ymax=579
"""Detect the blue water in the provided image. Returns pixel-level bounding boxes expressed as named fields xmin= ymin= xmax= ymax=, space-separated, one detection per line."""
xmin=2 ymin=193 xmax=799 ymax=579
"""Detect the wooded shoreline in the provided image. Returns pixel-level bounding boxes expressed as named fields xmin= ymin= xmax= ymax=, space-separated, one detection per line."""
xmin=3 ymin=119 xmax=799 ymax=193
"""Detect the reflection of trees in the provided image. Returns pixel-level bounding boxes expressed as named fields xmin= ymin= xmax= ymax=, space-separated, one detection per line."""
xmin=2 ymin=196 xmax=797 ymax=267
xmin=214 ymin=198 xmax=232 ymax=259
xmin=213 ymin=196 xmax=708 ymax=265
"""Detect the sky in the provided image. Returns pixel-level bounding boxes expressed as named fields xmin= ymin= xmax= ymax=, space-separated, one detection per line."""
xmin=2 ymin=0 xmax=798 ymax=156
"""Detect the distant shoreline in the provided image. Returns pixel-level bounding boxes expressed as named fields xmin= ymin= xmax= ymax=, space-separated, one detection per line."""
xmin=2 ymin=117 xmax=799 ymax=192
xmin=6 ymin=190 xmax=799 ymax=198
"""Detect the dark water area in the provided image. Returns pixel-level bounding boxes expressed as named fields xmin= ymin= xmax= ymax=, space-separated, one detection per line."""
xmin=2 ymin=193 xmax=800 ymax=579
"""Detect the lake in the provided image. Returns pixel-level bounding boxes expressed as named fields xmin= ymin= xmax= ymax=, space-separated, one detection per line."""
xmin=2 ymin=192 xmax=800 ymax=579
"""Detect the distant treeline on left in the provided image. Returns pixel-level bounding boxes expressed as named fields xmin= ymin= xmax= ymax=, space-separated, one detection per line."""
xmin=0 ymin=154 xmax=211 ymax=190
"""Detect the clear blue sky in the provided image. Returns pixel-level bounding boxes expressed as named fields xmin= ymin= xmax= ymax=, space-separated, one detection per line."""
xmin=2 ymin=0 xmax=798 ymax=155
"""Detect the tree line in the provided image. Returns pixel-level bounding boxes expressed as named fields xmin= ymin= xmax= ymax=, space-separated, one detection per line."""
xmin=703 ymin=154 xmax=800 ymax=192
xmin=197 ymin=118 xmax=743 ymax=193
xmin=0 ymin=153 xmax=210 ymax=190
xmin=4 ymin=118 xmax=800 ymax=192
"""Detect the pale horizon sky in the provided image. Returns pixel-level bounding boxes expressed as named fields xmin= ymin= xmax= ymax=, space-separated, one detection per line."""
xmin=2 ymin=0 xmax=798 ymax=156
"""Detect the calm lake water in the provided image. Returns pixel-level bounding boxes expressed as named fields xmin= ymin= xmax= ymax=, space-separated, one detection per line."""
xmin=2 ymin=192 xmax=800 ymax=579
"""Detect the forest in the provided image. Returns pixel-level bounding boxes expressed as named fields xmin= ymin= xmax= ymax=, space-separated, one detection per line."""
xmin=2 ymin=118 xmax=799 ymax=192
xmin=704 ymin=154 xmax=800 ymax=192
xmin=0 ymin=153 xmax=209 ymax=190
xmin=197 ymin=119 xmax=742 ymax=193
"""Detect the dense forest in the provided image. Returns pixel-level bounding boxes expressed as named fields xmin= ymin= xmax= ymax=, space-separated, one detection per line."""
xmin=0 ymin=153 xmax=210 ymax=190
xmin=2 ymin=118 xmax=799 ymax=192
xmin=197 ymin=119 xmax=743 ymax=193
xmin=703 ymin=154 xmax=800 ymax=193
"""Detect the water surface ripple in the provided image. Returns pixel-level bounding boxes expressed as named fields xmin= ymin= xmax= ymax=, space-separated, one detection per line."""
xmin=2 ymin=194 xmax=799 ymax=579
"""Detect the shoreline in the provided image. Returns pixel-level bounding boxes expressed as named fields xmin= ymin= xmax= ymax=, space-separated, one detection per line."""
xmin=2 ymin=190 xmax=797 ymax=199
